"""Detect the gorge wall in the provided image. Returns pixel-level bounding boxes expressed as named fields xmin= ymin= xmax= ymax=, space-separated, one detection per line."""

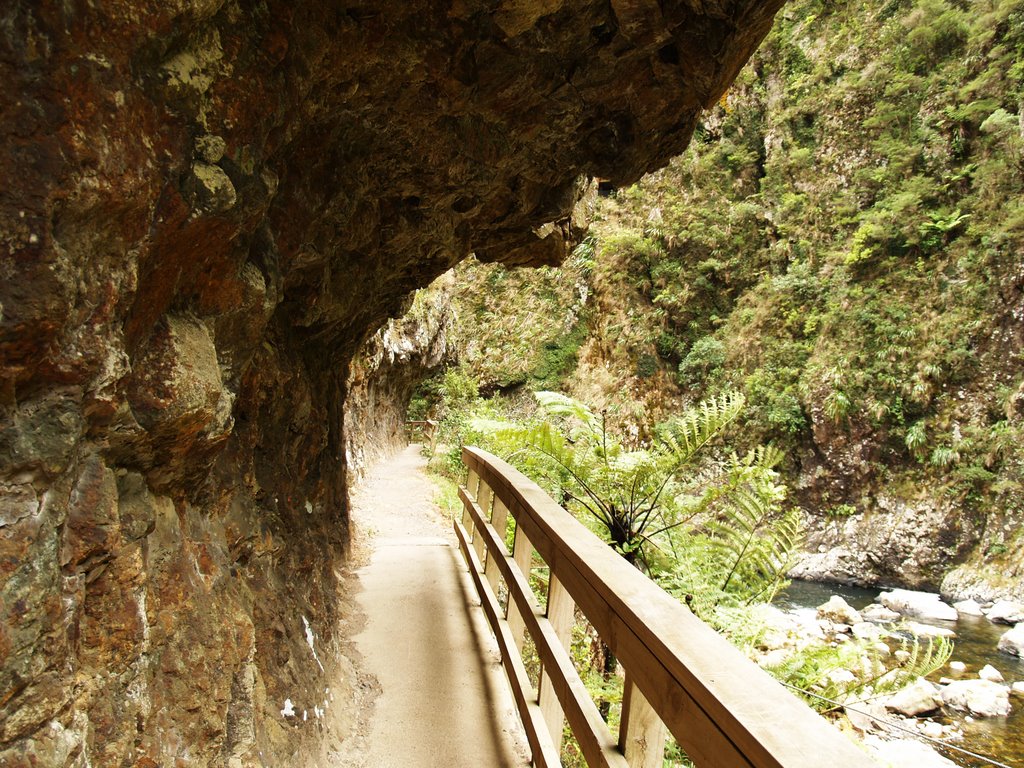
xmin=0 ymin=1 xmax=784 ymax=764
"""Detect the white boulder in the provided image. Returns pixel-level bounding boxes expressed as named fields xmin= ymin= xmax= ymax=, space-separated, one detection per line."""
xmin=885 ymin=678 xmax=941 ymax=716
xmin=904 ymin=621 xmax=956 ymax=639
xmin=844 ymin=699 xmax=894 ymax=734
xmin=918 ymin=720 xmax=944 ymax=739
xmin=997 ymin=623 xmax=1024 ymax=657
xmin=863 ymin=736 xmax=958 ymax=768
xmin=817 ymin=595 xmax=863 ymax=625
xmin=978 ymin=664 xmax=1004 ymax=683
xmin=828 ymin=668 xmax=857 ymax=685
xmin=948 ymin=660 xmax=967 ymax=673
xmin=986 ymin=600 xmax=1024 ymax=625
xmin=952 ymin=598 xmax=984 ymax=617
xmin=862 ymin=603 xmax=901 ymax=622
xmin=878 ymin=589 xmax=959 ymax=622
xmin=819 ymin=619 xmax=853 ymax=636
xmin=1012 ymin=681 xmax=1024 ymax=696
xmin=940 ymin=679 xmax=1011 ymax=717
xmin=852 ymin=621 xmax=886 ymax=641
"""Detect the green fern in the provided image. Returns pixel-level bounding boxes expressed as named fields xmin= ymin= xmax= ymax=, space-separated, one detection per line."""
xmin=472 ymin=391 xmax=802 ymax=612
xmin=767 ymin=634 xmax=953 ymax=714
xmin=656 ymin=391 xmax=746 ymax=465
xmin=709 ymin=449 xmax=796 ymax=597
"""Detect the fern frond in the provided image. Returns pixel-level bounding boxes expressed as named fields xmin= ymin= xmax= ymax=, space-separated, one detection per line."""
xmin=534 ymin=391 xmax=602 ymax=435
xmin=657 ymin=390 xmax=746 ymax=467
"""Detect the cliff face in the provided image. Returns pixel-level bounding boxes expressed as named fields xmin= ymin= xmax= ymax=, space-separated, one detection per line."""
xmin=0 ymin=1 xmax=783 ymax=764
xmin=344 ymin=275 xmax=454 ymax=487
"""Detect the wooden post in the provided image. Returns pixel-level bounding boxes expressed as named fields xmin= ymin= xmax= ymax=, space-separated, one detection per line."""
xmin=539 ymin=573 xmax=575 ymax=752
xmin=506 ymin=523 xmax=534 ymax=654
xmin=463 ymin=467 xmax=479 ymax=529
xmin=473 ymin=481 xmax=494 ymax=562
xmin=485 ymin=497 xmax=510 ymax=593
xmin=619 ymin=675 xmax=668 ymax=768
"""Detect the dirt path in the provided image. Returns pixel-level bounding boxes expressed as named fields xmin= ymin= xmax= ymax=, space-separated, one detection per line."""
xmin=333 ymin=445 xmax=530 ymax=768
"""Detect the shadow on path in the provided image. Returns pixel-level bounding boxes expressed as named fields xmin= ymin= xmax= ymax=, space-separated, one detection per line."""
xmin=332 ymin=445 xmax=530 ymax=768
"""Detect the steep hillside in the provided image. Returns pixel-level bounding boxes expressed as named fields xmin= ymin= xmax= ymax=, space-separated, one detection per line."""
xmin=443 ymin=0 xmax=1024 ymax=596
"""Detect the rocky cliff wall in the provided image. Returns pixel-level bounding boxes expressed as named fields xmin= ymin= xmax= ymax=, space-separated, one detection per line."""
xmin=0 ymin=2 xmax=782 ymax=764
xmin=344 ymin=274 xmax=454 ymax=487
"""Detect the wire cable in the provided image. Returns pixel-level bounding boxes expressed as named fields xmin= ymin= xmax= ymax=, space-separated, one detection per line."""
xmin=779 ymin=681 xmax=1017 ymax=768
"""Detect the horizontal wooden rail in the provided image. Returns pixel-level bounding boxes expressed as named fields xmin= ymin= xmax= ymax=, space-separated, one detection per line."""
xmin=456 ymin=446 xmax=876 ymax=768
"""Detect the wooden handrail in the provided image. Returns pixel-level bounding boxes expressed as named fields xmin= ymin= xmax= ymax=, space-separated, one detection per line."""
xmin=455 ymin=446 xmax=877 ymax=768
xmin=404 ymin=419 xmax=438 ymax=449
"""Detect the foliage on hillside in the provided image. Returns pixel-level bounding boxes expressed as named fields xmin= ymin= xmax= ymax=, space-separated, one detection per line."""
xmin=448 ymin=253 xmax=591 ymax=393
xmin=416 ymin=0 xmax=1024 ymax=583
xmin=581 ymin=0 xmax=1024 ymax=565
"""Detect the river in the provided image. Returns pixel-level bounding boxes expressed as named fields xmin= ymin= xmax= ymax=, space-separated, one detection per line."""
xmin=775 ymin=580 xmax=1024 ymax=768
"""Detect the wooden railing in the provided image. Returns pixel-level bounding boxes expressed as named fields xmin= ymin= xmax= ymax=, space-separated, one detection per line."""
xmin=404 ymin=419 xmax=438 ymax=451
xmin=454 ymin=446 xmax=876 ymax=768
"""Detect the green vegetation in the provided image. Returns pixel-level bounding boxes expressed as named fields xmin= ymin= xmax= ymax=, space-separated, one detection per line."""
xmin=417 ymin=382 xmax=951 ymax=764
xmin=415 ymin=0 xmax=1024 ymax=564
xmin=576 ymin=0 xmax=1024 ymax=533
xmin=473 ymin=390 xmax=799 ymax=606
xmin=405 ymin=0 xmax=1024 ymax=759
xmin=767 ymin=634 xmax=953 ymax=714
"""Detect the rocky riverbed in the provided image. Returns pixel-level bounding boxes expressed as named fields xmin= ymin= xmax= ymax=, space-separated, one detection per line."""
xmin=766 ymin=581 xmax=1024 ymax=768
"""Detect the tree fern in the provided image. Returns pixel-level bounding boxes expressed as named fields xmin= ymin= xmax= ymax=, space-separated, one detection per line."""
xmin=703 ymin=447 xmax=801 ymax=604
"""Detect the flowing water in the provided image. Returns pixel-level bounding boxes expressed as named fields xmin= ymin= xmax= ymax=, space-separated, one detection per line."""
xmin=775 ymin=580 xmax=1024 ymax=768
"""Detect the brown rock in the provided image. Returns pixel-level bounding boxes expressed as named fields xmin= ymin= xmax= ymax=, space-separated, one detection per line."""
xmin=0 ymin=1 xmax=784 ymax=763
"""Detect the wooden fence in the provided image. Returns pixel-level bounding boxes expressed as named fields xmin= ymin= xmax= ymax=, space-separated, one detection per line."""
xmin=404 ymin=419 xmax=438 ymax=451
xmin=454 ymin=446 xmax=876 ymax=768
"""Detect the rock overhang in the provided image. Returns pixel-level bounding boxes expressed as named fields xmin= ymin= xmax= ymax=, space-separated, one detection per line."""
xmin=0 ymin=2 xmax=787 ymax=764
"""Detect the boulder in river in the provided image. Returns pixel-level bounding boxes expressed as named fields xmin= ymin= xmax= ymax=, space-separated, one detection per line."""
xmin=904 ymin=621 xmax=956 ymax=639
xmin=940 ymin=679 xmax=1011 ymax=717
xmin=817 ymin=595 xmax=863 ymax=625
xmin=852 ymin=622 xmax=886 ymax=641
xmin=952 ymin=598 xmax=984 ymax=617
xmin=878 ymin=589 xmax=959 ymax=622
xmin=997 ymin=623 xmax=1024 ymax=657
xmin=885 ymin=678 xmax=941 ymax=716
xmin=1012 ymin=681 xmax=1024 ymax=696
xmin=863 ymin=736 xmax=959 ymax=768
xmin=985 ymin=600 xmax=1024 ymax=625
xmin=978 ymin=664 xmax=1004 ymax=683
xmin=862 ymin=603 xmax=901 ymax=622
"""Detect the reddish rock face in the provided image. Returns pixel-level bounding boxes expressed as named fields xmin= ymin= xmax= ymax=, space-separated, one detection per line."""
xmin=0 ymin=1 xmax=782 ymax=764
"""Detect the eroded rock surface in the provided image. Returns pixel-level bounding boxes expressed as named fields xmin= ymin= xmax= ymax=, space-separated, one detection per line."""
xmin=792 ymin=494 xmax=979 ymax=589
xmin=0 ymin=1 xmax=783 ymax=764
